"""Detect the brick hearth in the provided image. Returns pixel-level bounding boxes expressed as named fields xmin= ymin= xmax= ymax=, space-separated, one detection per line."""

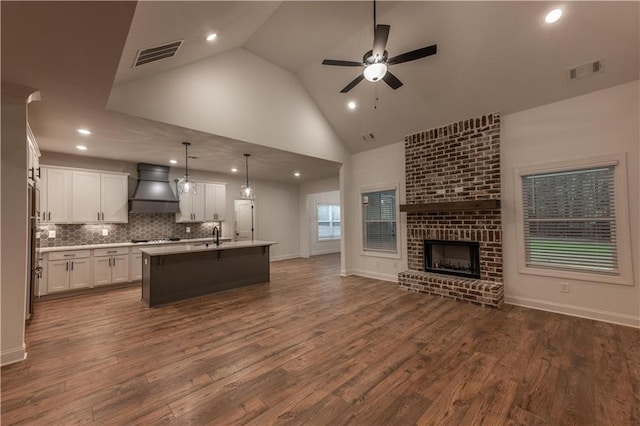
xmin=398 ymin=113 xmax=503 ymax=308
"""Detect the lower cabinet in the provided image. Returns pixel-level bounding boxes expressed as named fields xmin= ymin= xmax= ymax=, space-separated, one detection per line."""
xmin=93 ymin=248 xmax=130 ymax=286
xmin=47 ymin=250 xmax=91 ymax=293
xmin=130 ymin=253 xmax=143 ymax=281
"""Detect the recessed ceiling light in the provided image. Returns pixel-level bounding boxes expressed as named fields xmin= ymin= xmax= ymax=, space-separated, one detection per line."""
xmin=294 ymin=172 xmax=301 ymax=177
xmin=169 ymin=160 xmax=177 ymax=164
xmin=206 ymin=33 xmax=217 ymax=42
xmin=231 ymin=168 xmax=238 ymax=173
xmin=77 ymin=128 xmax=91 ymax=135
xmin=76 ymin=145 xmax=88 ymax=151
xmin=347 ymin=101 xmax=357 ymax=110
xmin=545 ymin=8 xmax=563 ymax=23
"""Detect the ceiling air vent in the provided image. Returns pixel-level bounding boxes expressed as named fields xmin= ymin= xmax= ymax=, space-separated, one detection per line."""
xmin=361 ymin=133 xmax=375 ymax=142
xmin=133 ymin=40 xmax=183 ymax=67
xmin=568 ymin=60 xmax=603 ymax=81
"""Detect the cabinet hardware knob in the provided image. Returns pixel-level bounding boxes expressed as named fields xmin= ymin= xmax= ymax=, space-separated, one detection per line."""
xmin=66 ymin=261 xmax=69 ymax=271
xmin=48 ymin=212 xmax=51 ymax=221
xmin=71 ymin=261 xmax=74 ymax=271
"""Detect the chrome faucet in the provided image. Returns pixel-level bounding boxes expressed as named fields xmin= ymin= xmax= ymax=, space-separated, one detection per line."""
xmin=212 ymin=226 xmax=220 ymax=246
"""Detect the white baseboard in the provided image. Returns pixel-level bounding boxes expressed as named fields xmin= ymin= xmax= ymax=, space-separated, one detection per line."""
xmin=1 ymin=344 xmax=27 ymax=366
xmin=351 ymin=269 xmax=398 ymax=283
xmin=270 ymin=254 xmax=300 ymax=262
xmin=505 ymin=295 xmax=640 ymax=328
xmin=310 ymin=249 xmax=340 ymax=256
xmin=340 ymin=269 xmax=352 ymax=277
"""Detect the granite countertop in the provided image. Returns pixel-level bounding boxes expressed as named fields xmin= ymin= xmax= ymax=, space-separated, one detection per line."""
xmin=39 ymin=237 xmax=233 ymax=253
xmin=139 ymin=240 xmax=276 ymax=256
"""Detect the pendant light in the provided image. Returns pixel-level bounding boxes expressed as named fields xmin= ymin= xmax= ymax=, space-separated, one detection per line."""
xmin=177 ymin=142 xmax=197 ymax=196
xmin=240 ymin=153 xmax=255 ymax=199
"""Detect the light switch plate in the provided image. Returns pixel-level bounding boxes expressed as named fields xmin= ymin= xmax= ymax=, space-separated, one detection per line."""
xmin=48 ymin=230 xmax=56 ymax=238
xmin=102 ymin=229 xmax=109 ymax=236
xmin=186 ymin=227 xmax=191 ymax=233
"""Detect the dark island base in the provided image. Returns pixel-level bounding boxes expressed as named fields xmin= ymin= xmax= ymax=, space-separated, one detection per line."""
xmin=142 ymin=246 xmax=270 ymax=307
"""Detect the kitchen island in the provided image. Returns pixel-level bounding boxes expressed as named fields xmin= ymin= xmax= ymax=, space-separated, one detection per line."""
xmin=140 ymin=240 xmax=275 ymax=307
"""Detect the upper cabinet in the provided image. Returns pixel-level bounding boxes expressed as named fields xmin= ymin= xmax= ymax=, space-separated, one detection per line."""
xmin=205 ymin=183 xmax=226 ymax=221
xmin=176 ymin=182 xmax=226 ymax=223
xmin=41 ymin=166 xmax=128 ymax=224
xmin=27 ymin=124 xmax=40 ymax=185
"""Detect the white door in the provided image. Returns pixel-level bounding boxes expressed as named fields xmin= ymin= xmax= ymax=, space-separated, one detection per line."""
xmin=93 ymin=257 xmax=112 ymax=286
xmin=204 ymin=184 xmax=217 ymax=221
xmin=234 ymin=199 xmax=254 ymax=241
xmin=72 ymin=171 xmax=101 ymax=223
xmin=101 ymin=174 xmax=128 ymax=223
xmin=176 ymin=193 xmax=194 ymax=222
xmin=47 ymin=260 xmax=69 ymax=292
xmin=46 ymin=168 xmax=72 ymax=223
xmin=111 ymin=255 xmax=130 ymax=283
xmin=214 ymin=184 xmax=226 ymax=221
xmin=192 ymin=190 xmax=206 ymax=221
xmin=130 ymin=253 xmax=142 ymax=281
xmin=69 ymin=258 xmax=91 ymax=289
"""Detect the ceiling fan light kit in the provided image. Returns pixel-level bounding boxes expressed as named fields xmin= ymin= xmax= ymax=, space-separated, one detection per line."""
xmin=322 ymin=0 xmax=437 ymax=93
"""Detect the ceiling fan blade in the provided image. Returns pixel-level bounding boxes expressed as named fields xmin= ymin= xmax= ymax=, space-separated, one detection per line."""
xmin=372 ymin=24 xmax=390 ymax=59
xmin=387 ymin=44 xmax=437 ymax=65
xmin=322 ymin=59 xmax=363 ymax=67
xmin=382 ymin=70 xmax=403 ymax=90
xmin=340 ymin=74 xmax=364 ymax=93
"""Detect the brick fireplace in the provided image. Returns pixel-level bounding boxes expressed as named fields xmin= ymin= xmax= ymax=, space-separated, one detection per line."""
xmin=398 ymin=113 xmax=504 ymax=308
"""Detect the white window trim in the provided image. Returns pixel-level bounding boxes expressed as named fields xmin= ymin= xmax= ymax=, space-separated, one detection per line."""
xmin=317 ymin=202 xmax=340 ymax=242
xmin=513 ymin=153 xmax=633 ymax=286
xmin=360 ymin=183 xmax=401 ymax=260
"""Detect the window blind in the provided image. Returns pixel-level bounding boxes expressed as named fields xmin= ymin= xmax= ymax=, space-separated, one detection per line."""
xmin=362 ymin=189 xmax=397 ymax=252
xmin=522 ymin=166 xmax=618 ymax=274
xmin=318 ymin=203 xmax=340 ymax=239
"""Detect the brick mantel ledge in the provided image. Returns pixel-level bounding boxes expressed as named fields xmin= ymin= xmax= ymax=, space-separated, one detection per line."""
xmin=398 ymin=270 xmax=504 ymax=309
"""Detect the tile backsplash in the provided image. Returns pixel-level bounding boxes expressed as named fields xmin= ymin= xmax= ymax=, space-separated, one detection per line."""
xmin=39 ymin=213 xmax=222 ymax=247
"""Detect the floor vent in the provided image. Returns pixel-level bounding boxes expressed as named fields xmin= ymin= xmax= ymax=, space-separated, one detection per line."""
xmin=568 ymin=60 xmax=603 ymax=81
xmin=362 ymin=133 xmax=375 ymax=142
xmin=133 ymin=40 xmax=183 ymax=67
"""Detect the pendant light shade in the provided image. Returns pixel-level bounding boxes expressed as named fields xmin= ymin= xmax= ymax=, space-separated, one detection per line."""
xmin=240 ymin=153 xmax=255 ymax=199
xmin=177 ymin=142 xmax=197 ymax=196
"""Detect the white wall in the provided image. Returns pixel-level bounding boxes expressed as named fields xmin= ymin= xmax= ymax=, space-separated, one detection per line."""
xmin=298 ymin=177 xmax=340 ymax=258
xmin=343 ymin=142 xmax=408 ymax=282
xmin=1 ymin=83 xmax=34 ymax=365
xmin=107 ymin=48 xmax=349 ymax=164
xmin=39 ymin=152 xmax=301 ymax=260
xmin=502 ymin=81 xmax=639 ymax=327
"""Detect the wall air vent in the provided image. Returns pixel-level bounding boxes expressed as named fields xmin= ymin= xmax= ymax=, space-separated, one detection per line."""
xmin=361 ymin=133 xmax=375 ymax=142
xmin=133 ymin=40 xmax=183 ymax=67
xmin=568 ymin=60 xmax=603 ymax=81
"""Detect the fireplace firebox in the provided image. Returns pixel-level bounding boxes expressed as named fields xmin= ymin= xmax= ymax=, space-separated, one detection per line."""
xmin=424 ymin=240 xmax=480 ymax=279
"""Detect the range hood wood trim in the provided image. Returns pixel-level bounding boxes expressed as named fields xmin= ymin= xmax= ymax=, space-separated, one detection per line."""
xmin=400 ymin=199 xmax=501 ymax=213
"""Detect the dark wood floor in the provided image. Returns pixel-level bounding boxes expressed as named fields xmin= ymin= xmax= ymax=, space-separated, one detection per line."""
xmin=2 ymin=253 xmax=639 ymax=425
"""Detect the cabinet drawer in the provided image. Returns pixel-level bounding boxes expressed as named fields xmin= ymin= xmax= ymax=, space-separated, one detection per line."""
xmin=130 ymin=245 xmax=159 ymax=254
xmin=93 ymin=247 xmax=130 ymax=257
xmin=48 ymin=250 xmax=90 ymax=261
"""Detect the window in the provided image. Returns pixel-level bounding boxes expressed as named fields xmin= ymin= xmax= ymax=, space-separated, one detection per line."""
xmin=362 ymin=188 xmax=397 ymax=253
xmin=317 ymin=203 xmax=340 ymax=240
xmin=515 ymin=154 xmax=633 ymax=285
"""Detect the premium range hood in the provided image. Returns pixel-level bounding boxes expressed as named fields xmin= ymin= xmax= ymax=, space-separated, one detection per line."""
xmin=129 ymin=163 xmax=180 ymax=213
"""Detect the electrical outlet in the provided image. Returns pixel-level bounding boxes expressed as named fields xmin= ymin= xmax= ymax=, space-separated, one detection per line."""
xmin=560 ymin=282 xmax=569 ymax=293
xmin=186 ymin=227 xmax=191 ymax=233
xmin=48 ymin=230 xmax=56 ymax=238
xmin=102 ymin=229 xmax=109 ymax=236
xmin=36 ymin=231 xmax=41 ymax=239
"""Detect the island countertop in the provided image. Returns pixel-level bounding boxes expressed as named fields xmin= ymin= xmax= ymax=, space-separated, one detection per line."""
xmin=139 ymin=240 xmax=276 ymax=256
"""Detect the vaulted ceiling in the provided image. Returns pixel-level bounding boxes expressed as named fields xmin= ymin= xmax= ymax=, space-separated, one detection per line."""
xmin=2 ymin=1 xmax=638 ymax=182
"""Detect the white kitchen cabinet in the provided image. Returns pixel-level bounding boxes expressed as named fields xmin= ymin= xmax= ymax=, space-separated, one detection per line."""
xmin=204 ymin=183 xmax=226 ymax=221
xmin=46 ymin=250 xmax=91 ymax=293
xmin=130 ymin=253 xmax=143 ymax=281
xmin=27 ymin=125 xmax=40 ymax=185
xmin=72 ymin=171 xmax=128 ymax=223
xmin=41 ymin=167 xmax=73 ymax=223
xmin=93 ymin=247 xmax=130 ymax=285
xmin=176 ymin=190 xmax=205 ymax=222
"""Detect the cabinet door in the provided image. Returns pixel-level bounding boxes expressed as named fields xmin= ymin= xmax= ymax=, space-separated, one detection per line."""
xmin=72 ymin=171 xmax=101 ymax=223
xmin=176 ymin=193 xmax=193 ymax=222
xmin=111 ymin=255 xmax=129 ymax=283
xmin=130 ymin=253 xmax=142 ymax=281
xmin=69 ymin=258 xmax=91 ymax=289
xmin=214 ymin=184 xmax=226 ymax=221
xmin=47 ymin=260 xmax=69 ymax=293
xmin=101 ymin=174 xmax=128 ymax=223
xmin=93 ymin=257 xmax=112 ymax=286
xmin=45 ymin=168 xmax=72 ymax=223
xmin=40 ymin=169 xmax=48 ymax=223
xmin=193 ymin=189 xmax=205 ymax=222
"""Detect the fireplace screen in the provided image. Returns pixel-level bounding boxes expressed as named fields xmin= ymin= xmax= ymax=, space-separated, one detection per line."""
xmin=424 ymin=240 xmax=480 ymax=279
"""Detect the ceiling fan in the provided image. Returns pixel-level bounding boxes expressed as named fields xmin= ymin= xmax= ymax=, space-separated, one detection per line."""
xmin=322 ymin=0 xmax=437 ymax=93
